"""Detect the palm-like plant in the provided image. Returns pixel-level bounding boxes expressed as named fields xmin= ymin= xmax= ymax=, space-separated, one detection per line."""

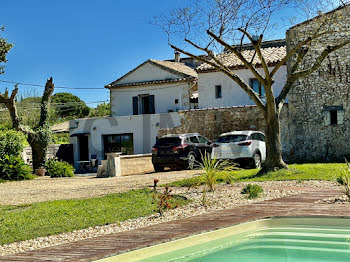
xmin=190 ymin=152 xmax=239 ymax=192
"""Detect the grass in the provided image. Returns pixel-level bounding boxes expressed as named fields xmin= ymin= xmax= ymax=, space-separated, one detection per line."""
xmin=0 ymin=188 xmax=190 ymax=245
xmin=167 ymin=163 xmax=346 ymax=187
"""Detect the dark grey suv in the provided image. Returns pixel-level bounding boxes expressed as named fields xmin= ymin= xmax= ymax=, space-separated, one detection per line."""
xmin=152 ymin=133 xmax=212 ymax=172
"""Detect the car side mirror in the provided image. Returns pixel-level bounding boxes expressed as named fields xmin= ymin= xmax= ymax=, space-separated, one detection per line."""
xmin=207 ymin=141 xmax=212 ymax=145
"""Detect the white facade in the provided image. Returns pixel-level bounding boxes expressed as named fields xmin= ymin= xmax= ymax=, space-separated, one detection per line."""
xmin=116 ymin=62 xmax=180 ymax=84
xmin=110 ymin=82 xmax=191 ymax=116
xmin=69 ymin=113 xmax=181 ymax=170
xmin=198 ymin=66 xmax=287 ymax=108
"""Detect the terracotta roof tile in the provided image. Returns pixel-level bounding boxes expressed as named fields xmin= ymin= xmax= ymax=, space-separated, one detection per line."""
xmin=196 ymin=45 xmax=286 ymax=72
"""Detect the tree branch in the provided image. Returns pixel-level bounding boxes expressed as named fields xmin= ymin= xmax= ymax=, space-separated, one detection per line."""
xmin=0 ymin=85 xmax=34 ymax=135
xmin=170 ymin=44 xmax=266 ymax=114
xmin=277 ymin=40 xmax=350 ymax=109
xmin=38 ymin=77 xmax=55 ymax=127
xmin=206 ymin=30 xmax=266 ymax=85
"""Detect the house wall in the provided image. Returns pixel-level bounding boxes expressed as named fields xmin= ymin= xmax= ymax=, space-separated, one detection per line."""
xmin=117 ymin=62 xmax=180 ymax=84
xmin=69 ymin=113 xmax=181 ymax=170
xmin=285 ymin=6 xmax=350 ymax=162
xmin=110 ymin=82 xmax=191 ymax=116
xmin=198 ymin=66 xmax=287 ymax=108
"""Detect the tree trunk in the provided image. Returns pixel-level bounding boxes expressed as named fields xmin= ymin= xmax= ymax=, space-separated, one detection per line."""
xmin=28 ymin=134 xmax=48 ymax=170
xmin=261 ymin=108 xmax=287 ymax=173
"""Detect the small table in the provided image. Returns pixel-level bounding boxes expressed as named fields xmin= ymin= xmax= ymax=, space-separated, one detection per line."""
xmin=77 ymin=161 xmax=90 ymax=173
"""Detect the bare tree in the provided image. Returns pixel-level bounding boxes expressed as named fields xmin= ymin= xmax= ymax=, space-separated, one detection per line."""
xmin=0 ymin=78 xmax=55 ymax=171
xmin=154 ymin=0 xmax=350 ymax=172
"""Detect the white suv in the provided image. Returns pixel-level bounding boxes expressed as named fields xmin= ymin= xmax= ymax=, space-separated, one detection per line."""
xmin=211 ymin=130 xmax=266 ymax=168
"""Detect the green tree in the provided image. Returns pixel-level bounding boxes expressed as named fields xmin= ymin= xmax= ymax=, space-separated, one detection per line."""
xmin=0 ymin=26 xmax=12 ymax=75
xmin=52 ymin=92 xmax=90 ymax=119
xmin=89 ymin=102 xmax=110 ymax=117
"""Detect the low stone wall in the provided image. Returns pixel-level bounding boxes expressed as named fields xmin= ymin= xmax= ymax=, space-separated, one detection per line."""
xmin=120 ymin=154 xmax=154 ymax=176
xmin=98 ymin=153 xmax=154 ymax=177
xmin=23 ymin=144 xmax=74 ymax=166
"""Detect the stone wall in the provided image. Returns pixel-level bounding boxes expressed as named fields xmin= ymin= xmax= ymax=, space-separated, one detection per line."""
xmin=285 ymin=6 xmax=350 ymax=162
xmin=23 ymin=144 xmax=74 ymax=166
xmin=159 ymin=105 xmax=292 ymax=159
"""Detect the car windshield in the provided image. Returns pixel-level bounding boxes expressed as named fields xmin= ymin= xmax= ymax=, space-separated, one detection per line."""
xmin=216 ymin=135 xmax=248 ymax=143
xmin=155 ymin=137 xmax=181 ymax=147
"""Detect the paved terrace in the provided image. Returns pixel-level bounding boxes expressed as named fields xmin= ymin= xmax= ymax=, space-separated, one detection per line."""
xmin=0 ymin=187 xmax=348 ymax=262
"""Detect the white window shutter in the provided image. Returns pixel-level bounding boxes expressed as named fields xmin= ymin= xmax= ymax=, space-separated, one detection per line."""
xmin=337 ymin=110 xmax=344 ymax=125
xmin=324 ymin=111 xmax=331 ymax=126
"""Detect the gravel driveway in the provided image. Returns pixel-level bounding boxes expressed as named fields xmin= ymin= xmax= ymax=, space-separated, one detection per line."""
xmin=0 ymin=170 xmax=199 ymax=205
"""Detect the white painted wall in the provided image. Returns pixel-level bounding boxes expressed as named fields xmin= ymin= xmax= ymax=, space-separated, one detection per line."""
xmin=117 ymin=62 xmax=179 ymax=85
xmin=198 ymin=66 xmax=287 ymax=108
xmin=110 ymin=82 xmax=191 ymax=116
xmin=69 ymin=113 xmax=181 ymax=170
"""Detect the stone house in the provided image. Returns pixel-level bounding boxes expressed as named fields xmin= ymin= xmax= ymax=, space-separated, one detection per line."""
xmin=283 ymin=5 xmax=350 ymax=161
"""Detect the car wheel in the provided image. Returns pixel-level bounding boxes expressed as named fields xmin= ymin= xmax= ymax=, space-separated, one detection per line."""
xmin=153 ymin=164 xmax=164 ymax=172
xmin=187 ymin=152 xmax=196 ymax=170
xmin=253 ymin=153 xmax=262 ymax=169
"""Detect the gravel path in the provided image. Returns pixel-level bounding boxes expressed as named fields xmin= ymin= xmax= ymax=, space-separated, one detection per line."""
xmin=0 ymin=170 xmax=199 ymax=205
xmin=0 ymin=180 xmax=339 ymax=256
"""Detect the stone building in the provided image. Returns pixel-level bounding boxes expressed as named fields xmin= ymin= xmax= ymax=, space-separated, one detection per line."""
xmin=284 ymin=5 xmax=350 ymax=161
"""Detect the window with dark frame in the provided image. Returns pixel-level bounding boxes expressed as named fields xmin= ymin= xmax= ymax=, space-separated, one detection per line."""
xmin=215 ymin=85 xmax=222 ymax=99
xmin=175 ymin=99 xmax=179 ymax=104
xmin=324 ymin=106 xmax=344 ymax=126
xmin=132 ymin=94 xmax=155 ymax=115
xmin=250 ymin=79 xmax=265 ymax=98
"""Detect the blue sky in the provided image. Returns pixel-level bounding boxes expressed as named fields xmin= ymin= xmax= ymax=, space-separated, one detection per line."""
xmin=0 ymin=0 xmax=185 ymax=106
xmin=0 ymin=0 xmax=325 ymax=107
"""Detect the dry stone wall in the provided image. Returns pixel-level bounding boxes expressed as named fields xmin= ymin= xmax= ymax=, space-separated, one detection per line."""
xmin=159 ymin=105 xmax=292 ymax=159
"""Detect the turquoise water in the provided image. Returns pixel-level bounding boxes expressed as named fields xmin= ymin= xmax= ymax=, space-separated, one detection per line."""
xmin=144 ymin=225 xmax=350 ymax=262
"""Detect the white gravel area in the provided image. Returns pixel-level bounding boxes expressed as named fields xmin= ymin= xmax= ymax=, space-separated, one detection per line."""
xmin=0 ymin=179 xmax=340 ymax=256
xmin=0 ymin=170 xmax=199 ymax=205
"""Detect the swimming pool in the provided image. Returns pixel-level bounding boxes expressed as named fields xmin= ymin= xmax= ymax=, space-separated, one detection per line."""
xmin=99 ymin=217 xmax=350 ymax=262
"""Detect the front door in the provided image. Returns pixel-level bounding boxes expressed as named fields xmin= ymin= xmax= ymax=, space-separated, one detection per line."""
xmin=78 ymin=135 xmax=89 ymax=161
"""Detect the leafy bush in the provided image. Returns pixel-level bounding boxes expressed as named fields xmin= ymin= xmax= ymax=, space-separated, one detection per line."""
xmin=241 ymin=184 xmax=263 ymax=199
xmin=0 ymin=155 xmax=32 ymax=181
xmin=0 ymin=130 xmax=26 ymax=157
xmin=337 ymin=160 xmax=350 ymax=199
xmin=45 ymin=158 xmax=75 ymax=178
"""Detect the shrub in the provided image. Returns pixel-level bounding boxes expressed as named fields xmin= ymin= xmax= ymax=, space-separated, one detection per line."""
xmin=0 ymin=155 xmax=32 ymax=181
xmin=191 ymin=153 xmax=238 ymax=192
xmin=241 ymin=184 xmax=263 ymax=199
xmin=337 ymin=160 xmax=350 ymax=199
xmin=0 ymin=130 xmax=26 ymax=158
xmin=45 ymin=158 xmax=75 ymax=178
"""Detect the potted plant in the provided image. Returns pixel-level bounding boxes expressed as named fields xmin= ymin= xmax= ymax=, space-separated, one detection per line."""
xmin=35 ymin=167 xmax=46 ymax=176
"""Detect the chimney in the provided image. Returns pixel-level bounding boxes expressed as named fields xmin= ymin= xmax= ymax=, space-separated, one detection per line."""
xmin=174 ymin=51 xmax=180 ymax=63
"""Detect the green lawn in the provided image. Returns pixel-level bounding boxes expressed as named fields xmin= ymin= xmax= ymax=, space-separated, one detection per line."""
xmin=0 ymin=188 xmax=189 ymax=245
xmin=167 ymin=163 xmax=346 ymax=187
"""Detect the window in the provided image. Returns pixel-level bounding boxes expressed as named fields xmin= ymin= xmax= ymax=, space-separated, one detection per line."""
xmin=198 ymin=136 xmax=210 ymax=144
xmin=324 ymin=106 xmax=344 ymax=126
xmin=103 ymin=133 xmax=134 ymax=158
xmin=250 ymin=79 xmax=265 ymax=98
xmin=132 ymin=95 xmax=155 ymax=115
xmin=175 ymin=99 xmax=179 ymax=104
xmin=215 ymin=85 xmax=222 ymax=99
xmin=189 ymin=136 xmax=199 ymax=143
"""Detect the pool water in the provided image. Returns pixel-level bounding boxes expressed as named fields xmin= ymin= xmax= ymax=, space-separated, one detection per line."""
xmin=162 ymin=225 xmax=350 ymax=262
xmin=100 ymin=218 xmax=350 ymax=262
